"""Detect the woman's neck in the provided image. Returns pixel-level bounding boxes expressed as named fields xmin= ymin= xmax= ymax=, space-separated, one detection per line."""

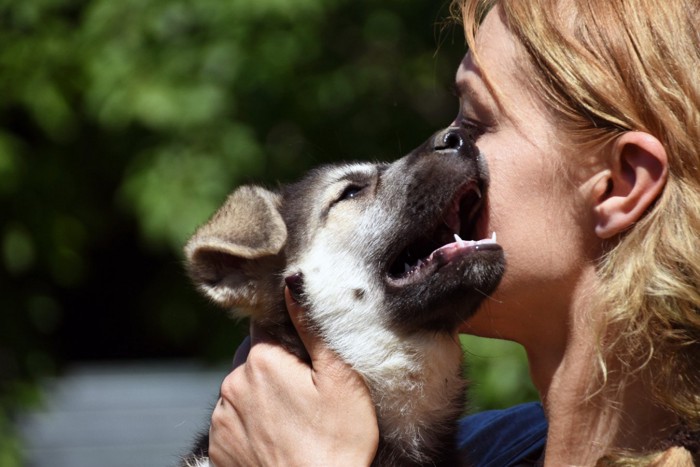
xmin=542 ymin=351 xmax=678 ymax=465
xmin=524 ymin=273 xmax=679 ymax=465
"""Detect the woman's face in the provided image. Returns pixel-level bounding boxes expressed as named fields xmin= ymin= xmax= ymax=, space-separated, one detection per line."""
xmin=455 ymin=8 xmax=600 ymax=346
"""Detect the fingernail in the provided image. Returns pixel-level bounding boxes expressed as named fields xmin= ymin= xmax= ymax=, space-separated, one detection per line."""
xmin=284 ymin=272 xmax=305 ymax=302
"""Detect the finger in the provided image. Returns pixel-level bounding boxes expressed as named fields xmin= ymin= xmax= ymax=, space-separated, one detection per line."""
xmin=210 ymin=388 xmax=249 ymax=467
xmin=284 ymin=287 xmax=354 ymax=382
xmin=284 ymin=286 xmax=321 ymax=360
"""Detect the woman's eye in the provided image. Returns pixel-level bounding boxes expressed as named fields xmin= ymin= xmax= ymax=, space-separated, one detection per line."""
xmin=338 ymin=184 xmax=365 ymax=201
xmin=460 ymin=118 xmax=486 ymax=141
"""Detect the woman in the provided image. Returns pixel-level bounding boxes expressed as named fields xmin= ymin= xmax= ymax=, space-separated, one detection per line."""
xmin=207 ymin=0 xmax=700 ymax=465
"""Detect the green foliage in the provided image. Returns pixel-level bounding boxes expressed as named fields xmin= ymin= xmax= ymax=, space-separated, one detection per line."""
xmin=0 ymin=0 xmax=537 ymax=457
xmin=461 ymin=335 xmax=540 ymax=412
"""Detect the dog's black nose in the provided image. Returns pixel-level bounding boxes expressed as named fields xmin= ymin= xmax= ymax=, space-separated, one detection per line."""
xmin=433 ymin=127 xmax=468 ymax=151
xmin=431 ymin=127 xmax=476 ymax=158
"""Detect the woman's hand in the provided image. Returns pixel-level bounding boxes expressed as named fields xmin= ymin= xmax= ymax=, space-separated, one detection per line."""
xmin=207 ymin=288 xmax=379 ymax=467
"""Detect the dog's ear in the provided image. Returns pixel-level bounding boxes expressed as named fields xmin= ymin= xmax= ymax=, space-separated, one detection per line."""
xmin=184 ymin=185 xmax=287 ymax=313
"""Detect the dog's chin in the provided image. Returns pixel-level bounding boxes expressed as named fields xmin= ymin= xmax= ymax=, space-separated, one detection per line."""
xmin=384 ymin=246 xmax=505 ymax=333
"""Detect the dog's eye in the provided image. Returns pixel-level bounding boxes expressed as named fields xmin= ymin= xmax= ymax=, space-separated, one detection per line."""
xmin=338 ymin=184 xmax=365 ymax=201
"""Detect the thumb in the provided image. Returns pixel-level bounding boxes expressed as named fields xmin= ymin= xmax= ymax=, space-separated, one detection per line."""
xmin=283 ymin=281 xmax=355 ymax=383
xmin=283 ymin=285 xmax=328 ymax=366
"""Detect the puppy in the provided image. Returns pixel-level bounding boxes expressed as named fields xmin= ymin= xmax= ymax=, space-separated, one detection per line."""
xmin=181 ymin=127 xmax=504 ymax=466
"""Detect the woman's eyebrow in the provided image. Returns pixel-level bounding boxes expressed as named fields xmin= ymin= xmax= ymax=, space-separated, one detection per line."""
xmin=454 ymin=74 xmax=486 ymax=100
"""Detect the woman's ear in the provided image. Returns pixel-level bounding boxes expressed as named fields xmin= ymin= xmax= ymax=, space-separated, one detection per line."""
xmin=593 ymin=131 xmax=668 ymax=239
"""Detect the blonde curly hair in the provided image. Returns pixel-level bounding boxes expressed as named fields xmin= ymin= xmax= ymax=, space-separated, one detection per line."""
xmin=454 ymin=0 xmax=700 ymax=462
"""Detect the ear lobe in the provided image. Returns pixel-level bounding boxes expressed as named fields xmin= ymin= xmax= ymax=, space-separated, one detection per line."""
xmin=594 ymin=132 xmax=668 ymax=239
xmin=184 ymin=185 xmax=287 ymax=310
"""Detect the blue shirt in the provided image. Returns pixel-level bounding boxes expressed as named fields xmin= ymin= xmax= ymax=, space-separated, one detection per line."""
xmin=458 ymin=402 xmax=548 ymax=466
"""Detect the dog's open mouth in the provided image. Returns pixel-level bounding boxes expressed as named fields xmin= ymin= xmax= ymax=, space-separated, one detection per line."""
xmin=387 ymin=181 xmax=500 ymax=286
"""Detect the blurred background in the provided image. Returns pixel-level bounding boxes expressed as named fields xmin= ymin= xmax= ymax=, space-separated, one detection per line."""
xmin=0 ymin=0 xmax=537 ymax=465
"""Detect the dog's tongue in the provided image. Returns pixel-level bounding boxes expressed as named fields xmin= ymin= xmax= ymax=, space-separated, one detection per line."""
xmin=396 ymin=231 xmax=499 ymax=282
xmin=455 ymin=232 xmax=497 ymax=246
xmin=432 ymin=232 xmax=498 ymax=266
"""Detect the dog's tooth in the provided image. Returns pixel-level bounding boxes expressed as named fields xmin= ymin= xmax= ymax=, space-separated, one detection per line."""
xmin=454 ymin=233 xmax=464 ymax=244
xmin=476 ymin=232 xmax=497 ymax=245
xmin=404 ymin=263 xmax=411 ymax=273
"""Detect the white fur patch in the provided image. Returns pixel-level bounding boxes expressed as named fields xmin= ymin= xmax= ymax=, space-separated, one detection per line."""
xmin=183 ymin=457 xmax=209 ymax=467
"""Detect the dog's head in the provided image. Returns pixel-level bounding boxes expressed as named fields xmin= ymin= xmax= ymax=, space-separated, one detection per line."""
xmin=185 ymin=127 xmax=504 ymax=335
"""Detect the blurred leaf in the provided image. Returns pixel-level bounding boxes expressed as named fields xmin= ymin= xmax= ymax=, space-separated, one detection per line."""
xmin=27 ymin=295 xmax=62 ymax=335
xmin=0 ymin=134 xmax=20 ymax=195
xmin=80 ymin=0 xmax=325 ymax=130
xmin=461 ymin=335 xmax=540 ymax=412
xmin=118 ymin=123 xmax=265 ymax=250
xmin=2 ymin=225 xmax=35 ymax=276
